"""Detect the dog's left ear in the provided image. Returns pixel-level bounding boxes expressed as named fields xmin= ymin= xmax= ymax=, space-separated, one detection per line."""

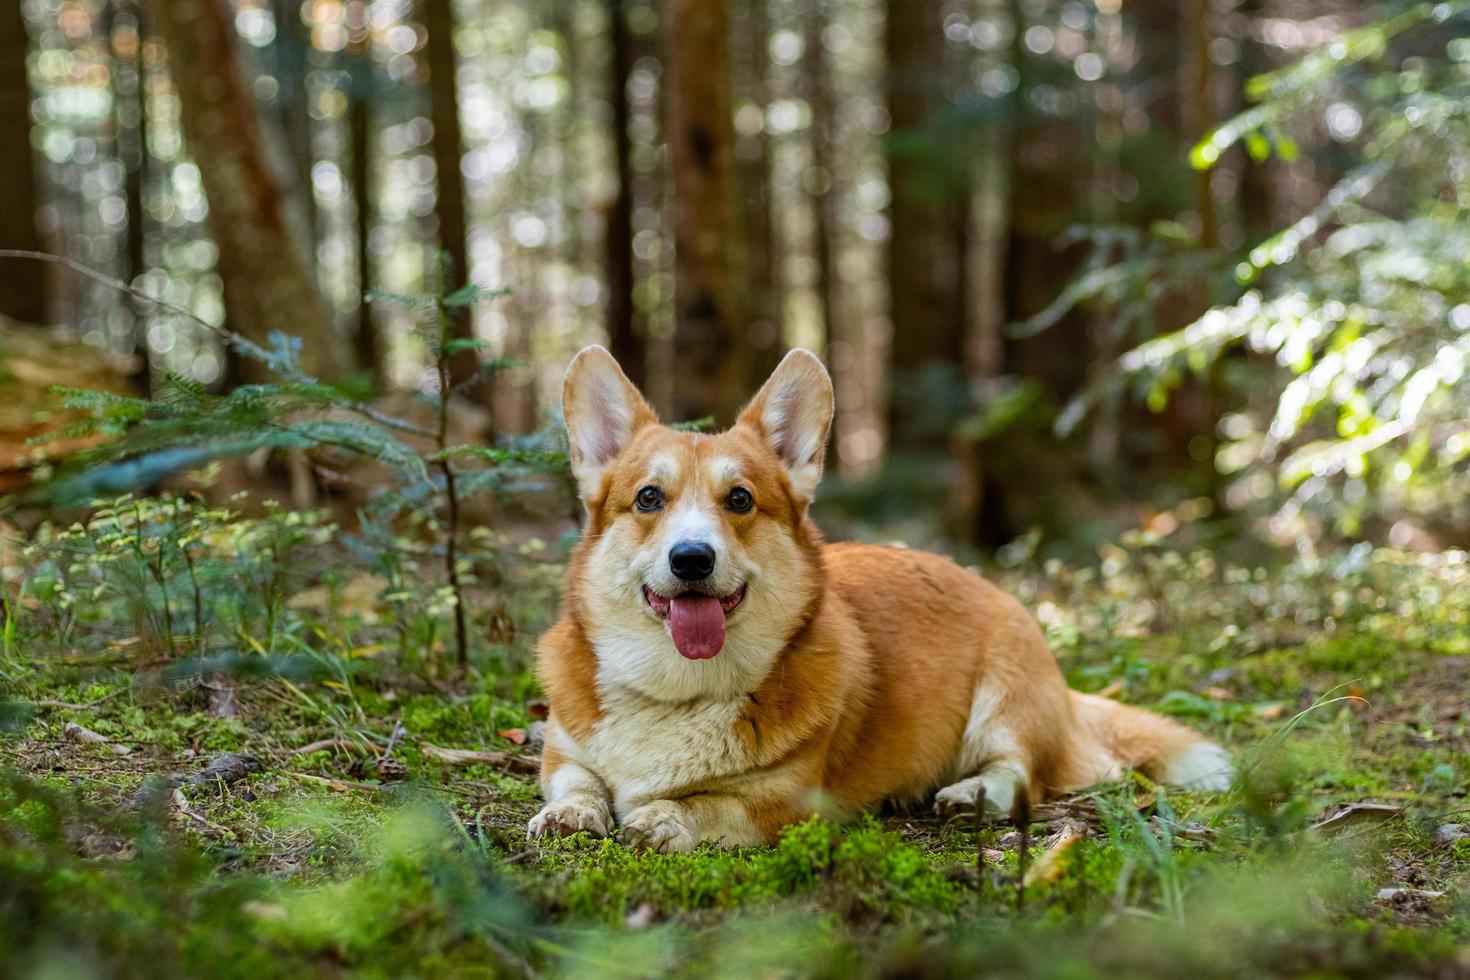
xmin=563 ymin=345 xmax=658 ymax=502
xmin=737 ymin=348 xmax=834 ymax=502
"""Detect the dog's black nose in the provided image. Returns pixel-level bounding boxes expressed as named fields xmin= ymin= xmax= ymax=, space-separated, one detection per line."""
xmin=669 ymin=541 xmax=716 ymax=582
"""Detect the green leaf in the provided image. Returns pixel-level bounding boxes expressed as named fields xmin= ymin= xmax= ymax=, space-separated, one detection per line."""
xmin=1244 ymin=129 xmax=1271 ymax=162
xmin=443 ymin=337 xmax=492 ymax=355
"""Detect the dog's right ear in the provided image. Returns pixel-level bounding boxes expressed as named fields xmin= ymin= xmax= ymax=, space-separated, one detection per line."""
xmin=562 ymin=345 xmax=658 ymax=502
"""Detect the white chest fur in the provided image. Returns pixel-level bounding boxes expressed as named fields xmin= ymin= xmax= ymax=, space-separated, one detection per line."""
xmin=570 ymin=689 xmax=754 ymax=815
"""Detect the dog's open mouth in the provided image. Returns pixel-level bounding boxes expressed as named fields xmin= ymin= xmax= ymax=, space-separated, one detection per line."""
xmin=643 ymin=584 xmax=746 ymax=661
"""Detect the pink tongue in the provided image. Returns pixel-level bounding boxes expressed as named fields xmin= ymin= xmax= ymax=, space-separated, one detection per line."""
xmin=669 ymin=595 xmax=726 ymax=660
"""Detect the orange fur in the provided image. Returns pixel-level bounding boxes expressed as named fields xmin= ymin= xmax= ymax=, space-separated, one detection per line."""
xmin=529 ymin=347 xmax=1230 ymax=851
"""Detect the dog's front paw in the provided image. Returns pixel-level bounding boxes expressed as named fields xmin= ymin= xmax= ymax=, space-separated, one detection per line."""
xmin=620 ymin=800 xmax=698 ymax=854
xmin=527 ymin=795 xmax=612 ymax=840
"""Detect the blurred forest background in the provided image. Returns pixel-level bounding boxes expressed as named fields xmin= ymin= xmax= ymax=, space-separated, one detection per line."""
xmin=4 ymin=3 xmax=1470 ymax=975
xmin=3 ymin=0 xmax=1466 ymax=555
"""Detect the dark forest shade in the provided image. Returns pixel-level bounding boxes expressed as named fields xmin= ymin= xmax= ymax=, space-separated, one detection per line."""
xmin=0 ymin=1 xmax=46 ymax=324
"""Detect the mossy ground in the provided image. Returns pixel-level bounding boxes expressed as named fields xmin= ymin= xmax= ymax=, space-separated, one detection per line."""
xmin=2 ymin=504 xmax=1468 ymax=977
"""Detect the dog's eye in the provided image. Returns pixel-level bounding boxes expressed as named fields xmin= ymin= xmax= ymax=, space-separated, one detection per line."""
xmin=635 ymin=486 xmax=664 ymax=512
xmin=726 ymin=486 xmax=754 ymax=513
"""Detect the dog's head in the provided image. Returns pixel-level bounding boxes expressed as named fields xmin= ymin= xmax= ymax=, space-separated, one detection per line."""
xmin=562 ymin=346 xmax=833 ymax=701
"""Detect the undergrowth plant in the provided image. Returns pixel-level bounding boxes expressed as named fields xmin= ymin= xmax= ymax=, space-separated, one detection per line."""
xmin=18 ymin=259 xmax=569 ymax=672
xmin=1024 ymin=2 xmax=1470 ymax=537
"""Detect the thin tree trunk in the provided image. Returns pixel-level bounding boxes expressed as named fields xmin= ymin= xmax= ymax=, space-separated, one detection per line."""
xmin=604 ymin=0 xmax=644 ymax=387
xmin=349 ymin=60 xmax=382 ymax=382
xmin=1186 ymin=0 xmax=1218 ymax=252
xmin=804 ymin=4 xmax=841 ymax=430
xmin=735 ymin=0 xmax=781 ymax=391
xmin=153 ymin=0 xmax=345 ymax=379
xmin=1236 ymin=0 xmax=1272 ymax=245
xmin=271 ymin=0 xmax=317 ymax=253
xmin=884 ymin=0 xmax=963 ymax=447
xmin=665 ymin=0 xmax=744 ymax=424
xmin=422 ymin=0 xmax=479 ymax=396
xmin=110 ymin=0 xmax=152 ymax=391
xmin=0 ymin=1 xmax=46 ymax=324
xmin=1185 ymin=0 xmax=1225 ymax=507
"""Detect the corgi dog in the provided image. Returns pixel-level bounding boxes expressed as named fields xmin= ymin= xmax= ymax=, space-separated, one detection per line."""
xmin=528 ymin=346 xmax=1232 ymax=852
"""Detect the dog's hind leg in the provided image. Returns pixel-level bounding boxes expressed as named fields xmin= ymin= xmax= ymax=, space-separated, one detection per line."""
xmin=933 ymin=759 xmax=1029 ymax=818
xmin=932 ymin=679 xmax=1044 ymax=820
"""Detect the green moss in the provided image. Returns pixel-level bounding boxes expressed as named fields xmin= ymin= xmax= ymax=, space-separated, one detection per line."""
xmin=528 ymin=816 xmax=960 ymax=926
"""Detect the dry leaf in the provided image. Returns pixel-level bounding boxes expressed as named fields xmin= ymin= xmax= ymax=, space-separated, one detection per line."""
xmin=1022 ymin=822 xmax=1084 ymax=886
xmin=1310 ymin=802 xmax=1403 ymax=836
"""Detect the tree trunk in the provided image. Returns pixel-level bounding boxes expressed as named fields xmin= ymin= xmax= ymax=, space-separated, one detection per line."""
xmin=804 ymin=4 xmax=841 ymax=437
xmin=422 ymin=0 xmax=480 ymax=396
xmin=735 ymin=0 xmax=781 ymax=391
xmin=109 ymin=0 xmax=152 ymax=391
xmin=604 ymin=0 xmax=644 ymax=388
xmin=884 ymin=0 xmax=963 ymax=448
xmin=1185 ymin=0 xmax=1218 ymax=252
xmin=349 ymin=56 xmax=382 ymax=382
xmin=0 ymin=1 xmax=46 ymax=324
xmin=664 ymin=0 xmax=744 ymax=425
xmin=271 ymin=0 xmax=317 ymax=253
xmin=152 ymin=0 xmax=345 ymax=379
xmin=1236 ymin=0 xmax=1272 ymax=245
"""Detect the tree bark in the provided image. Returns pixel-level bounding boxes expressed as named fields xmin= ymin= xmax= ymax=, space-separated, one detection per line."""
xmin=604 ymin=0 xmax=644 ymax=388
xmin=152 ymin=0 xmax=345 ymax=379
xmin=804 ymin=4 xmax=841 ymax=435
xmin=109 ymin=0 xmax=152 ymax=391
xmin=271 ymin=0 xmax=317 ymax=252
xmin=349 ymin=56 xmax=382 ymax=382
xmin=0 ymin=1 xmax=46 ymax=324
xmin=735 ymin=0 xmax=781 ymax=391
xmin=884 ymin=0 xmax=963 ymax=447
xmin=664 ymin=0 xmax=744 ymax=424
xmin=422 ymin=0 xmax=480 ymax=396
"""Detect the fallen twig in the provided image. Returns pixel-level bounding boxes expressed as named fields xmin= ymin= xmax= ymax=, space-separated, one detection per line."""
xmin=293 ymin=737 xmax=375 ymax=756
xmin=28 ymin=691 xmax=122 ymax=711
xmin=171 ymin=788 xmax=228 ymax=838
xmin=289 ymin=771 xmax=383 ymax=793
xmin=63 ymin=721 xmax=132 ymax=756
xmin=419 ymin=742 xmax=539 ymax=774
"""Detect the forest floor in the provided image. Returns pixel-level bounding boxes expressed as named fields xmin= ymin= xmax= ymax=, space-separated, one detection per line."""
xmin=2 ymin=499 xmax=1469 ymax=977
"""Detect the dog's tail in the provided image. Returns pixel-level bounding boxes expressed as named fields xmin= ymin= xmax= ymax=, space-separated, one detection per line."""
xmin=1067 ymin=691 xmax=1233 ymax=791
